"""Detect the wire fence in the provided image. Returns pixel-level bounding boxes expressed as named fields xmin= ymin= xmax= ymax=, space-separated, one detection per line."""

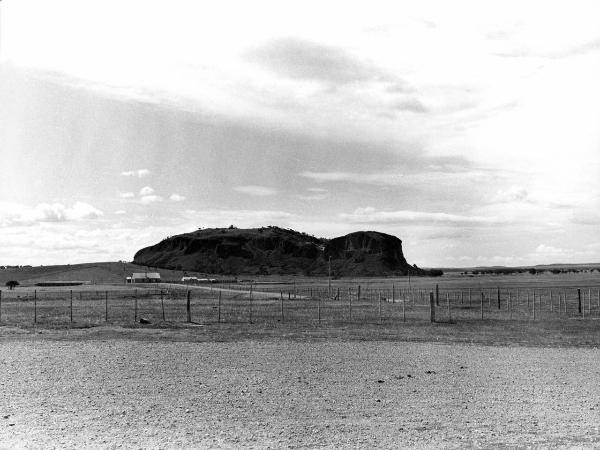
xmin=0 ymin=284 xmax=599 ymax=326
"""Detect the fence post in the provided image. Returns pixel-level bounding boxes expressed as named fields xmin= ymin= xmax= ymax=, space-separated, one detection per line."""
xmin=468 ymin=288 xmax=471 ymax=306
xmin=497 ymin=287 xmax=500 ymax=310
xmin=249 ymin=287 xmax=254 ymax=324
xmin=392 ymin=284 xmax=395 ymax=303
xmin=105 ymin=291 xmax=108 ymax=322
xmin=349 ymin=288 xmax=352 ymax=321
xmin=0 ymin=290 xmax=2 ymax=323
xmin=509 ymin=292 xmax=512 ymax=320
xmin=429 ymin=292 xmax=435 ymax=323
xmin=186 ymin=290 xmax=191 ymax=323
xmin=280 ymin=291 xmax=284 ymax=322
xmin=357 ymin=285 xmax=361 ymax=302
xmin=378 ymin=292 xmax=382 ymax=323
xmin=559 ymin=292 xmax=562 ymax=316
xmin=533 ymin=290 xmax=536 ymax=320
xmin=34 ymin=290 xmax=37 ymax=324
xmin=218 ymin=290 xmax=222 ymax=323
xmin=160 ymin=290 xmax=165 ymax=321
xmin=447 ymin=292 xmax=451 ymax=322
xmin=480 ymin=291 xmax=484 ymax=320
xmin=435 ymin=284 xmax=439 ymax=306
xmin=70 ymin=290 xmax=73 ymax=323
xmin=318 ymin=294 xmax=321 ymax=323
xmin=578 ymin=289 xmax=582 ymax=315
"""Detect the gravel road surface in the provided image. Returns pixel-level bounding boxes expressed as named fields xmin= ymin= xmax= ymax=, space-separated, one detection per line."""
xmin=1 ymin=333 xmax=600 ymax=448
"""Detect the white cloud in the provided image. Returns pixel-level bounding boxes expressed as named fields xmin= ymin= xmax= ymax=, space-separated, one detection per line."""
xmin=114 ymin=210 xmax=127 ymax=215
xmin=234 ymin=185 xmax=278 ymax=196
xmin=0 ymin=221 xmax=192 ymax=265
xmin=339 ymin=207 xmax=497 ymax=226
xmin=570 ymin=211 xmax=600 ymax=225
xmin=183 ymin=208 xmax=294 ymax=227
xmin=139 ymin=195 xmax=163 ymax=205
xmin=296 ymin=194 xmax=327 ymax=201
xmin=66 ymin=202 xmax=104 ymax=221
xmin=475 ymin=255 xmax=518 ymax=266
xmin=121 ymin=169 xmax=150 ymax=178
xmin=139 ymin=186 xmax=155 ymax=196
xmin=118 ymin=192 xmax=135 ymax=199
xmin=299 ymin=169 xmax=491 ymax=187
xmin=169 ymin=193 xmax=185 ymax=202
xmin=535 ymin=244 xmax=566 ymax=255
xmin=0 ymin=201 xmax=103 ymax=226
xmin=492 ymin=186 xmax=529 ymax=203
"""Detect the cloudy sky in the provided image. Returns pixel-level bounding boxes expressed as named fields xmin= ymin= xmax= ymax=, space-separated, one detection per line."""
xmin=1 ymin=0 xmax=599 ymax=267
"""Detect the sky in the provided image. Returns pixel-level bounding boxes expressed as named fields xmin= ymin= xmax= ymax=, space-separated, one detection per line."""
xmin=1 ymin=0 xmax=599 ymax=267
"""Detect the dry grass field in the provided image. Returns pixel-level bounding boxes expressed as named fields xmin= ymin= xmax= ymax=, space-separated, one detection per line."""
xmin=1 ymin=270 xmax=600 ymax=448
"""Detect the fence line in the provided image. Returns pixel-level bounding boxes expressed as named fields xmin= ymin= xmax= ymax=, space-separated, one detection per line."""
xmin=0 ymin=284 xmax=599 ymax=326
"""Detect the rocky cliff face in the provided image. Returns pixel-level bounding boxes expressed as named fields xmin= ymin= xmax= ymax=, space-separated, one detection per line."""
xmin=133 ymin=226 xmax=427 ymax=276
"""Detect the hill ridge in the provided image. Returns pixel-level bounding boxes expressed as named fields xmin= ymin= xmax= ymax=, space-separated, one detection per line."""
xmin=133 ymin=226 xmax=432 ymax=277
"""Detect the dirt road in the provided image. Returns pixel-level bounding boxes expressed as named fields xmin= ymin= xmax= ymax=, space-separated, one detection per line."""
xmin=1 ymin=328 xmax=599 ymax=448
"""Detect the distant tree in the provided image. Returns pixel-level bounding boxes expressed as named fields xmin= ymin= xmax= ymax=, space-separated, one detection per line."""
xmin=5 ymin=280 xmax=19 ymax=290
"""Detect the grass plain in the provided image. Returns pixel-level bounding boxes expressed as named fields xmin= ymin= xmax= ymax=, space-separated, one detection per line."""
xmin=1 ymin=264 xmax=600 ymax=448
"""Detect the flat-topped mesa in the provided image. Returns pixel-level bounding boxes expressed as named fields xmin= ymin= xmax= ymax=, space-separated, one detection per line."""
xmin=133 ymin=226 xmax=429 ymax=276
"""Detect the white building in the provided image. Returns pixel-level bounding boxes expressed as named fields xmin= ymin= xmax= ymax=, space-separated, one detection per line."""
xmin=127 ymin=272 xmax=161 ymax=283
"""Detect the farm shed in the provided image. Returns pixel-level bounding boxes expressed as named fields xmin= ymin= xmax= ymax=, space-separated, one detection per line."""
xmin=128 ymin=272 xmax=161 ymax=283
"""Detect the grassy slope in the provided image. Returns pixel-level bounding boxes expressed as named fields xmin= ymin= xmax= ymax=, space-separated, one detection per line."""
xmin=0 ymin=262 xmax=204 ymax=286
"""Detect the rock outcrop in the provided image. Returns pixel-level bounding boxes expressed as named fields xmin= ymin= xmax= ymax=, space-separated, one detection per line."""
xmin=133 ymin=226 xmax=430 ymax=276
